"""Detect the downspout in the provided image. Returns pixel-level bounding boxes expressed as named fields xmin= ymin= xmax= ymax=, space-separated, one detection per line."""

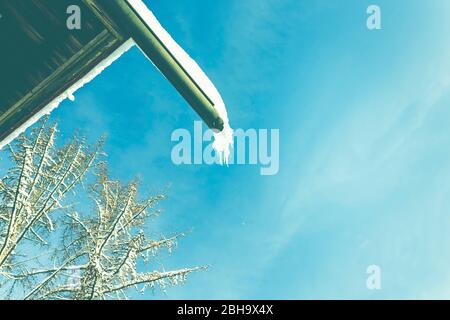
xmin=88 ymin=0 xmax=225 ymax=132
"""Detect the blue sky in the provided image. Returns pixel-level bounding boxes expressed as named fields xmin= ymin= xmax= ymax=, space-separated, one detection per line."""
xmin=44 ymin=0 xmax=450 ymax=299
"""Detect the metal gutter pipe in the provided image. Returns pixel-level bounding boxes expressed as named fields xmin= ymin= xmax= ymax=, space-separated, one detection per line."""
xmin=88 ymin=0 xmax=225 ymax=131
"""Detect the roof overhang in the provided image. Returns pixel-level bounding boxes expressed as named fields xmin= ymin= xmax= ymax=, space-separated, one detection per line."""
xmin=0 ymin=0 xmax=227 ymax=149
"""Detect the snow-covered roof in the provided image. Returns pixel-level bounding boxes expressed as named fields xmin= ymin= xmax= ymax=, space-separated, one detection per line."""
xmin=0 ymin=0 xmax=232 ymax=163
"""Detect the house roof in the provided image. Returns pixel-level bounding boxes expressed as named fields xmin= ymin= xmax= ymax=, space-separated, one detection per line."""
xmin=0 ymin=0 xmax=229 ymax=150
xmin=0 ymin=0 xmax=129 ymax=147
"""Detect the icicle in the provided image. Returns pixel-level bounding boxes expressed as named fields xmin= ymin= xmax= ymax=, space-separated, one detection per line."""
xmin=67 ymin=92 xmax=75 ymax=102
xmin=211 ymin=102 xmax=233 ymax=165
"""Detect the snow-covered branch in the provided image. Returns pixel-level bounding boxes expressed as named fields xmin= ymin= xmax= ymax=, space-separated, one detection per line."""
xmin=0 ymin=119 xmax=205 ymax=300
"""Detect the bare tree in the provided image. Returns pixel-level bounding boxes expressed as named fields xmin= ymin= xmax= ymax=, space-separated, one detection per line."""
xmin=0 ymin=118 xmax=204 ymax=300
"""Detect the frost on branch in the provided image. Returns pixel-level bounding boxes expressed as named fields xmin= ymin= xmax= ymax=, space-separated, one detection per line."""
xmin=0 ymin=118 xmax=205 ymax=300
xmin=0 ymin=117 xmax=99 ymax=272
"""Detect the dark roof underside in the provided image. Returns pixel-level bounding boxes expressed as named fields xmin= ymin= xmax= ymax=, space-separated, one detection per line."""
xmin=0 ymin=0 xmax=127 ymax=143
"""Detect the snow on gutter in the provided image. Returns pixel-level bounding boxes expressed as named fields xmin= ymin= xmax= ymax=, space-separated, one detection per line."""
xmin=0 ymin=39 xmax=135 ymax=151
xmin=125 ymin=0 xmax=233 ymax=164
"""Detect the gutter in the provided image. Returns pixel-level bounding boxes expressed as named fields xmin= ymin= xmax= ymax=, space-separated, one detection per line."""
xmin=87 ymin=0 xmax=226 ymax=132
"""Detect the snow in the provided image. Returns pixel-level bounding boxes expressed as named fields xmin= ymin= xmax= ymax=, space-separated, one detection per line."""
xmin=126 ymin=0 xmax=233 ymax=164
xmin=0 ymin=39 xmax=135 ymax=151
